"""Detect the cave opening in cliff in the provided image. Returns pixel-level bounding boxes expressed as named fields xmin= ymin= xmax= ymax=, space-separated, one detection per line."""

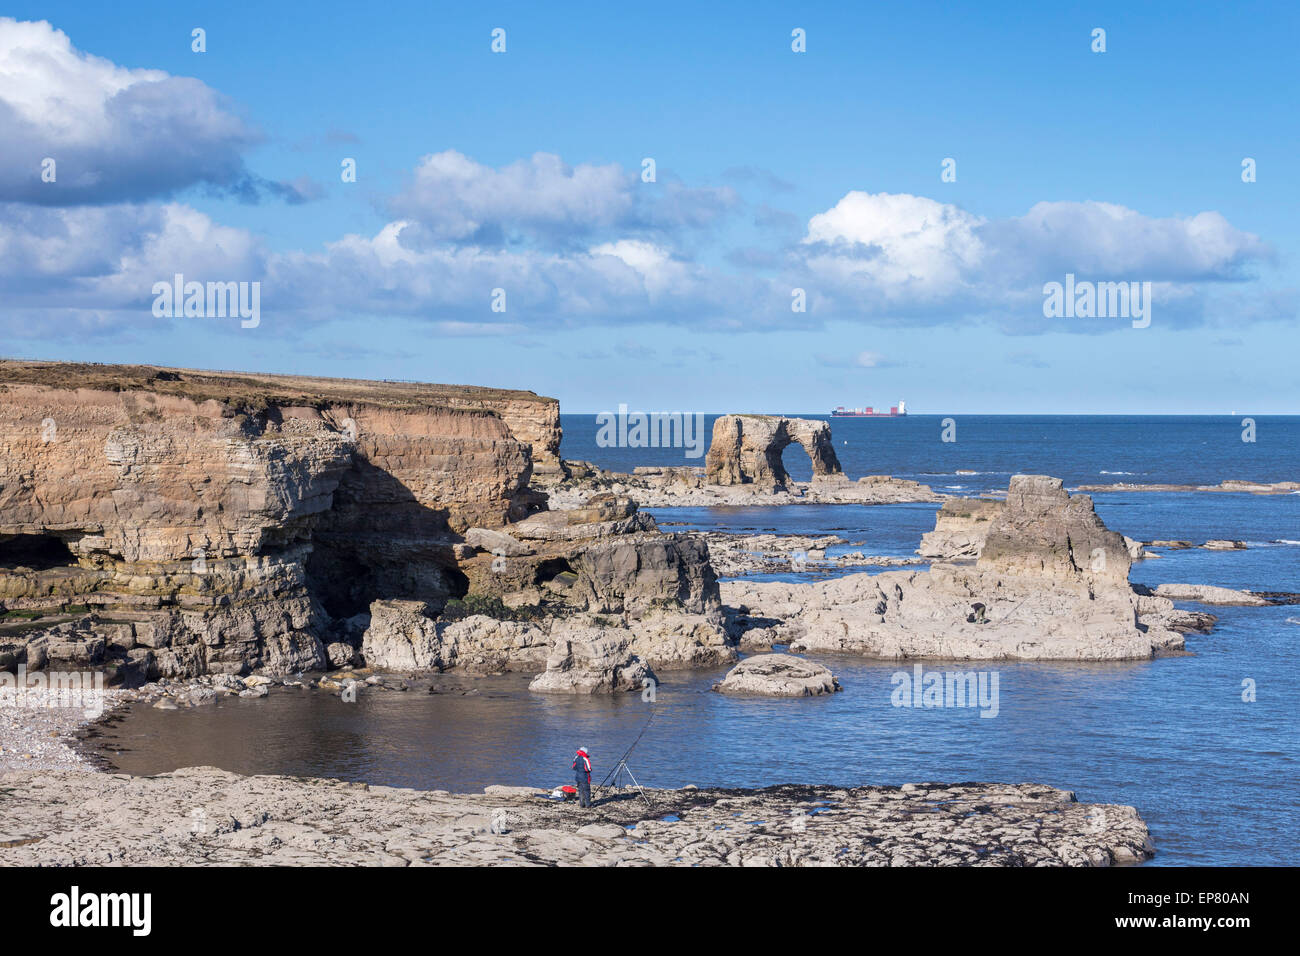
xmin=306 ymin=546 xmax=470 ymax=620
xmin=0 ymin=533 xmax=78 ymax=571
xmin=533 ymin=557 xmax=575 ymax=586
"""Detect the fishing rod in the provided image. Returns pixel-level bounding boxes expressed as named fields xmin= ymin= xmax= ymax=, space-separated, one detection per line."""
xmin=596 ymin=705 xmax=657 ymax=790
xmin=593 ymin=704 xmax=663 ymax=810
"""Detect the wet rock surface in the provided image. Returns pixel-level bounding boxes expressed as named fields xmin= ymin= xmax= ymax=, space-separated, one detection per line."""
xmin=0 ymin=767 xmax=1154 ymax=867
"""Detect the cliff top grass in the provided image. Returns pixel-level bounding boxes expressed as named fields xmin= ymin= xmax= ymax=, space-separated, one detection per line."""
xmin=0 ymin=359 xmax=555 ymax=413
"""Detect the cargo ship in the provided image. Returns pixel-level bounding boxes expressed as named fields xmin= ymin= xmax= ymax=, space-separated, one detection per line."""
xmin=831 ymin=400 xmax=906 ymax=418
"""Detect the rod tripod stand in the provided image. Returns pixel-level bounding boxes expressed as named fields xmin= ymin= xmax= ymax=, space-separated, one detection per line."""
xmin=603 ymin=755 xmax=655 ymax=811
xmin=595 ymin=708 xmax=660 ymax=811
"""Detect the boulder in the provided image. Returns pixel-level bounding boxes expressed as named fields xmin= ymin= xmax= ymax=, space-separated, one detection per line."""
xmin=567 ymin=533 xmax=721 ymax=616
xmin=507 ymin=496 xmax=651 ymax=542
xmin=713 ymin=654 xmax=841 ymax=697
xmin=464 ymin=527 xmax=533 ymax=557
xmin=360 ymin=600 xmax=442 ymax=670
xmin=528 ymin=622 xmax=655 ymax=694
xmin=326 ymin=641 xmax=358 ymax=668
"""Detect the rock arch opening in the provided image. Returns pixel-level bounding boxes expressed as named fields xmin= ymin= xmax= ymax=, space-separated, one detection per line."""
xmin=704 ymin=415 xmax=843 ymax=491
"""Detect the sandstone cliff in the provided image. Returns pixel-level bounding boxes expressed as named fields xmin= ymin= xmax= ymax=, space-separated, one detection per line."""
xmin=0 ymin=361 xmax=712 ymax=683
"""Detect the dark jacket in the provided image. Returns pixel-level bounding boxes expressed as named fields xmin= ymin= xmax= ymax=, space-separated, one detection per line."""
xmin=572 ymin=750 xmax=591 ymax=783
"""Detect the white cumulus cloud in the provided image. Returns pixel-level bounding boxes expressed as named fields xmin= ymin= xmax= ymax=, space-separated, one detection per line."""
xmin=0 ymin=18 xmax=309 ymax=204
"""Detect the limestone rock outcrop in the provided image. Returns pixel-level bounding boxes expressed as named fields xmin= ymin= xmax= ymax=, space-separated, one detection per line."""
xmin=713 ymin=653 xmax=841 ymax=697
xmin=704 ymin=415 xmax=842 ymax=491
xmin=548 ymin=470 xmax=941 ymax=508
xmin=360 ymin=600 xmax=731 ymax=676
xmin=917 ymin=477 xmax=1134 ymax=587
xmin=528 ymin=621 xmax=654 ymax=694
xmin=979 ymin=476 xmax=1131 ymax=585
xmin=359 ymin=600 xmax=442 ymax=670
xmin=464 ymin=527 xmax=533 ymax=557
xmin=360 ymin=600 xmax=555 ymax=673
xmin=722 ymin=475 xmax=1186 ymax=661
xmin=1152 ymin=583 xmax=1269 ymax=606
xmin=0 ymin=767 xmax=1156 ymax=866
xmin=457 ymin=493 xmax=721 ymax=622
xmin=917 ymin=497 xmax=1003 ymax=559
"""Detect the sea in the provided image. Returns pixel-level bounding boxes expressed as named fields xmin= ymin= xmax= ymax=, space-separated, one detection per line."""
xmin=90 ymin=416 xmax=1299 ymax=866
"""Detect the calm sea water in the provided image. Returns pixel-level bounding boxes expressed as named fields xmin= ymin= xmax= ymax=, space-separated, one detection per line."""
xmin=561 ymin=413 xmax=1300 ymax=491
xmin=91 ymin=418 xmax=1300 ymax=865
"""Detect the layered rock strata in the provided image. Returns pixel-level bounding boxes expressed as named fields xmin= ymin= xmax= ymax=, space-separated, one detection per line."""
xmin=0 ymin=362 xmax=714 ymax=683
xmin=361 ymin=601 xmax=733 ymax=679
xmin=918 ymin=497 xmax=1004 ymax=559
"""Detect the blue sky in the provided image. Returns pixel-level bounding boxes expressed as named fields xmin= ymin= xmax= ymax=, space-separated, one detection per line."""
xmin=1 ymin=1 xmax=1296 ymax=412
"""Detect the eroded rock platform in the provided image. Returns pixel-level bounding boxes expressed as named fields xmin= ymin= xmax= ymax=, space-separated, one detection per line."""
xmin=0 ymin=767 xmax=1154 ymax=867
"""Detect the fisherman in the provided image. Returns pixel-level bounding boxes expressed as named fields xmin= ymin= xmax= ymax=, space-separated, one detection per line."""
xmin=967 ymin=602 xmax=987 ymax=624
xmin=572 ymin=746 xmax=592 ymax=808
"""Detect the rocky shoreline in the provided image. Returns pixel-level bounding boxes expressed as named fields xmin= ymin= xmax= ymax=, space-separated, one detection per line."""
xmin=545 ymin=469 xmax=943 ymax=509
xmin=0 ymin=685 xmax=130 ymax=772
xmin=683 ymin=531 xmax=928 ymax=578
xmin=0 ymin=766 xmax=1154 ymax=866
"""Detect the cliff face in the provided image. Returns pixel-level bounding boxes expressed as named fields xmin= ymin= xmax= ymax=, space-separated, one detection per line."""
xmin=445 ymin=394 xmax=563 ymax=477
xmin=0 ymin=361 xmax=569 ymax=677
